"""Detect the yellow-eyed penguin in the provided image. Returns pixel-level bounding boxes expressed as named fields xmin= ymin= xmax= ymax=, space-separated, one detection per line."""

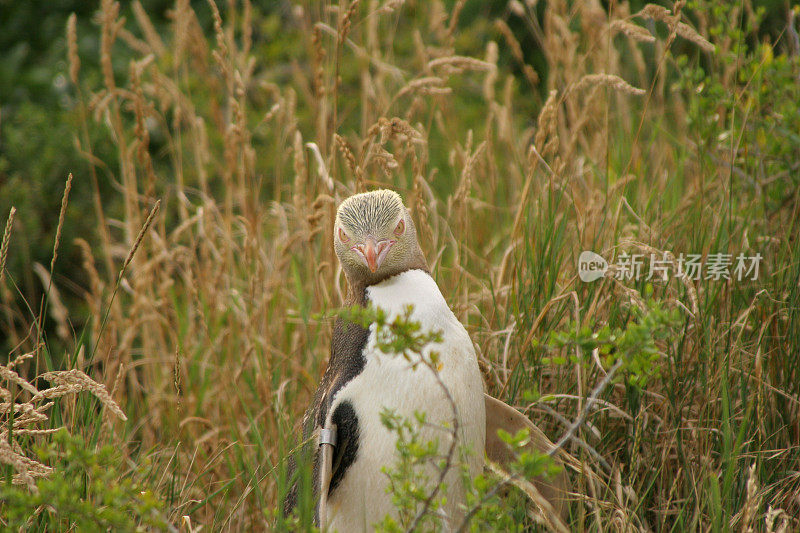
xmin=285 ymin=189 xmax=486 ymax=530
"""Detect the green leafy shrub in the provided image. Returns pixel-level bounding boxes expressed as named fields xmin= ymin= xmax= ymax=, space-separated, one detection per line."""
xmin=0 ymin=430 xmax=168 ymax=531
xmin=544 ymin=295 xmax=682 ymax=390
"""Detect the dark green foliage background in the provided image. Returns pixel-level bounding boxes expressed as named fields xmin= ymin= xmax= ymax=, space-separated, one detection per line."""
xmin=1 ymin=1 xmax=793 ymax=342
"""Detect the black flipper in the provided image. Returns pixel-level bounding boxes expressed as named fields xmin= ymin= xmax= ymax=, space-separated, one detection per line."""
xmin=282 ymin=317 xmax=369 ymax=523
xmin=327 ymin=400 xmax=360 ymax=494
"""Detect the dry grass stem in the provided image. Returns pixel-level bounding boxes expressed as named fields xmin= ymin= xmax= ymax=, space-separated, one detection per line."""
xmin=50 ymin=173 xmax=73 ymax=274
xmin=571 ymin=73 xmax=646 ymax=96
xmin=67 ymin=14 xmax=80 ymax=85
xmin=118 ymin=199 xmax=161 ymax=284
xmin=0 ymin=207 xmax=15 ymax=286
xmin=428 ymin=55 xmax=496 ymax=72
xmin=33 ymin=264 xmax=70 ymax=342
xmin=610 ymin=19 xmax=656 ymax=43
xmin=636 ymin=3 xmax=713 ymax=51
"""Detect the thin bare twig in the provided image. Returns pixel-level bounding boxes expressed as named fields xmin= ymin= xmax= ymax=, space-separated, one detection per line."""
xmin=405 ymin=353 xmax=460 ymax=532
xmin=549 ymin=359 xmax=624 ymax=457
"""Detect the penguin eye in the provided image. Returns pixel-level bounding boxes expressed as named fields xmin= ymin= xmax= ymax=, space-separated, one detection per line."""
xmin=393 ymin=219 xmax=405 ymax=236
xmin=338 ymin=228 xmax=350 ymax=243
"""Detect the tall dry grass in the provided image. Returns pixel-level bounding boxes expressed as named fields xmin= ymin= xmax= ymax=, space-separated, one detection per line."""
xmin=0 ymin=0 xmax=797 ymax=530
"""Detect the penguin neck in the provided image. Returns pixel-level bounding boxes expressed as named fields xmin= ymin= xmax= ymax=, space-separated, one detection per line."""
xmin=344 ymin=250 xmax=429 ymax=307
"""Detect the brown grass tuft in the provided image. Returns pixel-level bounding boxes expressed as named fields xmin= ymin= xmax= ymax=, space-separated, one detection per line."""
xmin=39 ymin=369 xmax=127 ymax=421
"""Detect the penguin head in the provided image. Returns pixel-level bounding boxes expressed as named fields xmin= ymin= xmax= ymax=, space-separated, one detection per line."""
xmin=334 ymin=189 xmax=424 ymax=285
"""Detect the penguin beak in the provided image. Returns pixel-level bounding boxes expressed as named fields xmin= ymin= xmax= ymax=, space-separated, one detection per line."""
xmin=353 ymin=236 xmax=396 ymax=273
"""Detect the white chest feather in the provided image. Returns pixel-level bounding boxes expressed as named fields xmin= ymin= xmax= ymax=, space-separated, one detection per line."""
xmin=326 ymin=270 xmax=486 ymax=531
